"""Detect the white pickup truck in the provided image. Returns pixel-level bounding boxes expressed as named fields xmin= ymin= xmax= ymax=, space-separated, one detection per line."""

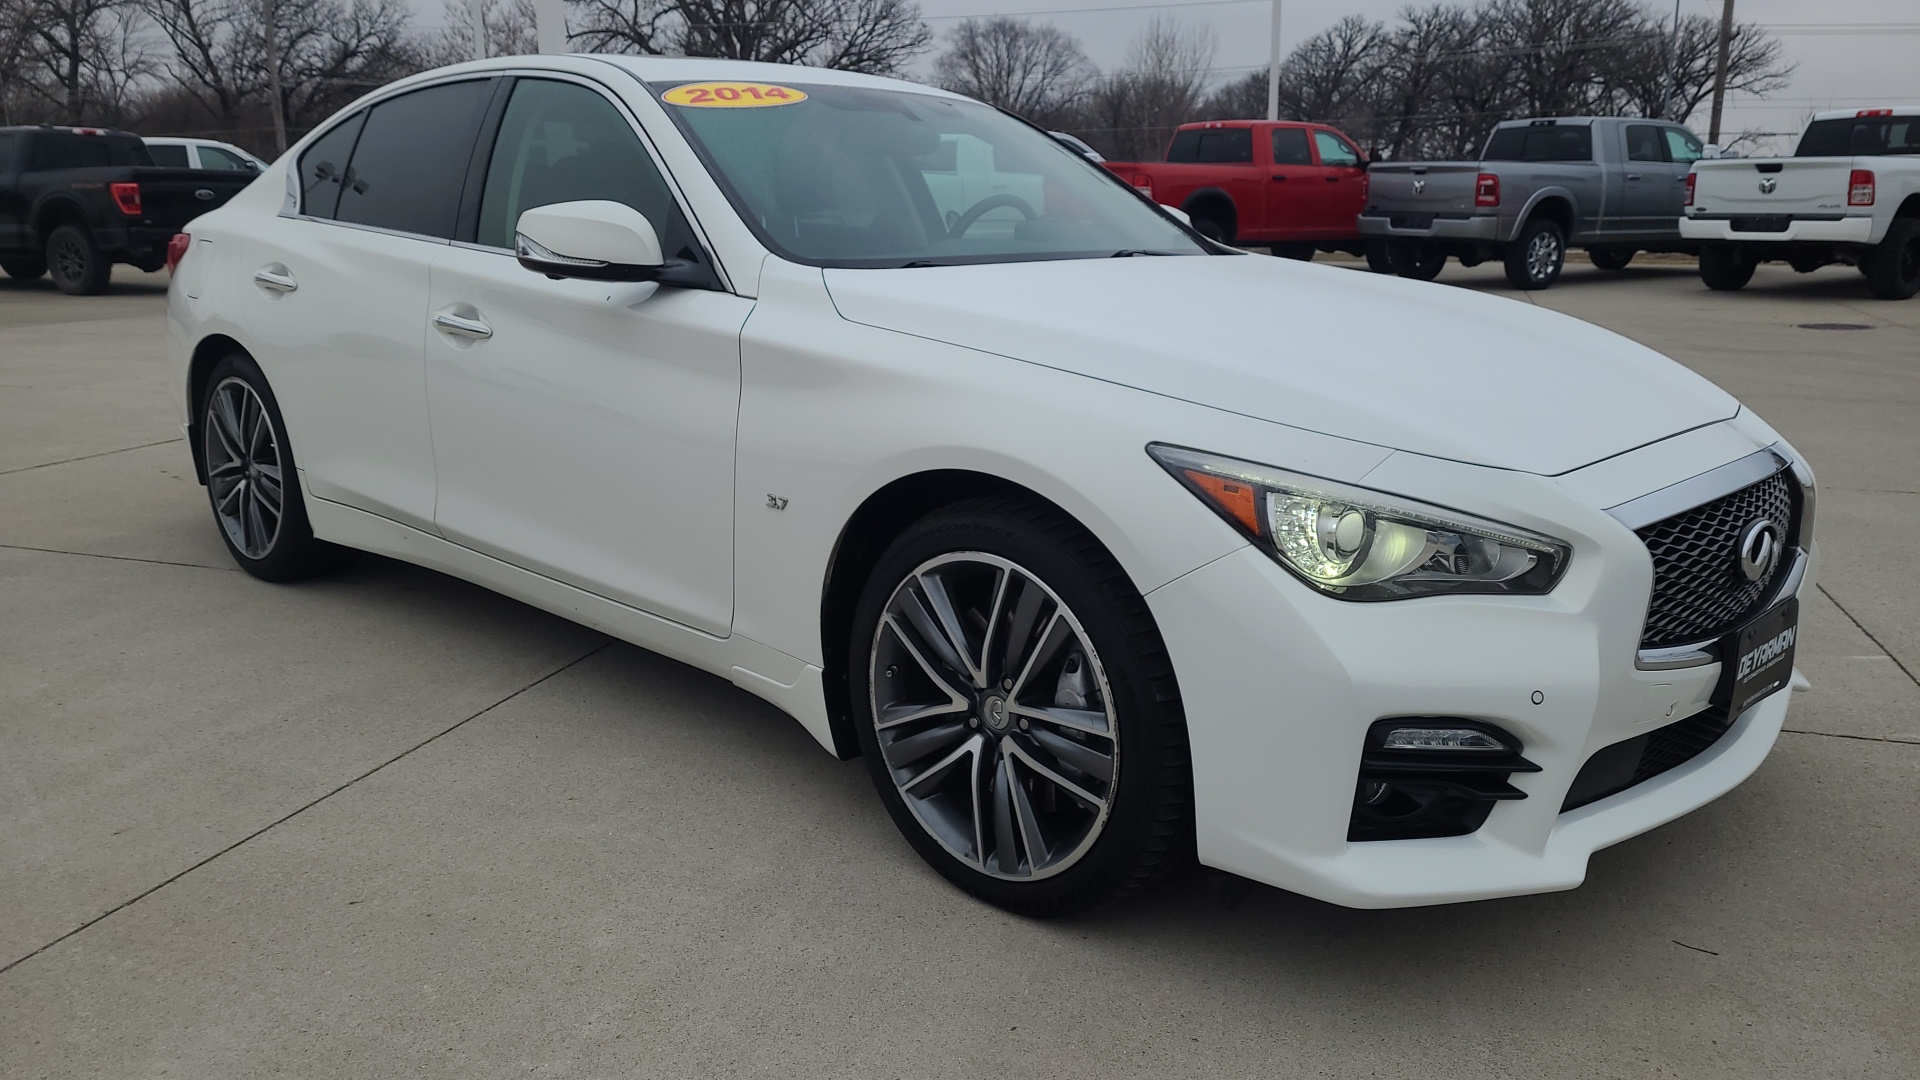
xmin=1682 ymin=107 xmax=1920 ymax=299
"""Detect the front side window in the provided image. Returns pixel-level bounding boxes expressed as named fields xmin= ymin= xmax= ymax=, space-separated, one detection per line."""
xmin=654 ymin=81 xmax=1204 ymax=268
xmin=335 ymin=79 xmax=493 ymax=239
xmin=1663 ymin=128 xmax=1704 ymax=164
xmin=1168 ymin=128 xmax=1253 ymax=164
xmin=1312 ymin=130 xmax=1360 ymax=167
xmin=477 ymin=79 xmax=676 ymax=250
xmin=1271 ymin=127 xmax=1311 ymax=166
xmin=1626 ymin=124 xmax=1667 ymax=162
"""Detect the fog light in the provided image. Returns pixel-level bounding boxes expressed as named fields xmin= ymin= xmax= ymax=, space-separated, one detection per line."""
xmin=1381 ymin=726 xmax=1509 ymax=752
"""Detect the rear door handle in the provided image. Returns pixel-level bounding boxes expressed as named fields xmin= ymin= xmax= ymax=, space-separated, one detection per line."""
xmin=1625 ymin=173 xmax=1644 ymax=181
xmin=433 ymin=312 xmax=492 ymax=340
xmin=252 ymin=266 xmax=296 ymax=293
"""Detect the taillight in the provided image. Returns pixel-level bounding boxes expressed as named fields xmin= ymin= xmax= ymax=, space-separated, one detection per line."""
xmin=1475 ymin=173 xmax=1499 ymax=207
xmin=1685 ymin=172 xmax=1697 ymax=206
xmin=1849 ymin=169 xmax=1875 ymax=207
xmin=1133 ymin=174 xmax=1154 ymax=200
xmin=166 ymin=232 xmax=191 ymax=273
xmin=110 ymin=182 xmax=142 ymax=216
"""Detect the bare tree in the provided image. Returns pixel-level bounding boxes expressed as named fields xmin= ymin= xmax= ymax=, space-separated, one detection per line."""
xmin=573 ymin=0 xmax=929 ymax=75
xmin=269 ymin=0 xmax=419 ymax=133
xmin=1080 ymin=15 xmax=1214 ymax=161
xmin=13 ymin=0 xmax=153 ymax=122
xmin=141 ymin=0 xmax=265 ymax=131
xmin=934 ymin=17 xmax=1090 ymax=126
xmin=420 ymin=0 xmax=537 ymax=66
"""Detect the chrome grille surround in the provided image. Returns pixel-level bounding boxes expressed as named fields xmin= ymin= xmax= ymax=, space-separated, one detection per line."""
xmin=1634 ymin=469 xmax=1797 ymax=650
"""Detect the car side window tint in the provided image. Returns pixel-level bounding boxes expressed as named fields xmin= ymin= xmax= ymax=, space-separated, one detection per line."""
xmin=148 ymin=143 xmax=190 ymax=167
xmin=30 ymin=136 xmax=110 ymax=171
xmin=336 ymin=79 xmax=493 ymax=239
xmin=1626 ymin=124 xmax=1667 ymax=162
xmin=476 ymin=79 xmax=676 ymax=251
xmin=1168 ymin=128 xmax=1252 ymax=164
xmin=1270 ymin=127 xmax=1312 ymax=166
xmin=1663 ymin=128 xmax=1704 ymax=164
xmin=297 ymin=111 xmax=365 ymax=219
xmin=1312 ymin=130 xmax=1360 ymax=167
xmin=201 ymin=146 xmax=253 ymax=171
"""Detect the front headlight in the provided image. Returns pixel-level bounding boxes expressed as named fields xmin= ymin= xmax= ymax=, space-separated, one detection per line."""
xmin=1149 ymin=444 xmax=1570 ymax=600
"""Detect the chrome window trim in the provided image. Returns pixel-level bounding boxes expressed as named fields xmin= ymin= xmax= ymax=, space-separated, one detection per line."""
xmin=1605 ymin=445 xmax=1791 ymax=531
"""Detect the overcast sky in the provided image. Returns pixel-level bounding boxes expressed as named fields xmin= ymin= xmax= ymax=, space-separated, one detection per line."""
xmin=420 ymin=0 xmax=1919 ymax=152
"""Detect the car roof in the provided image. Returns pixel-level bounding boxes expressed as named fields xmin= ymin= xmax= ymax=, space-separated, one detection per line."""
xmin=1809 ymin=106 xmax=1920 ymax=121
xmin=510 ymin=54 xmax=969 ymax=101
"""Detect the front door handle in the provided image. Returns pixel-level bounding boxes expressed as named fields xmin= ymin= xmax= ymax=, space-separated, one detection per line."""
xmin=1270 ymin=174 xmax=1288 ymax=181
xmin=1324 ymin=174 xmax=1341 ymax=182
xmin=253 ymin=266 xmax=297 ymax=293
xmin=1625 ymin=173 xmax=1644 ymax=181
xmin=433 ymin=311 xmax=493 ymax=340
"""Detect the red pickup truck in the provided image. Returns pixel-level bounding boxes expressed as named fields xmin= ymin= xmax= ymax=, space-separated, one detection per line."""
xmin=1104 ymin=120 xmax=1373 ymax=260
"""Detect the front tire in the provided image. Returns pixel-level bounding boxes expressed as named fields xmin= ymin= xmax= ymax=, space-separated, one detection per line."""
xmin=1504 ymin=217 xmax=1566 ymax=289
xmin=1699 ymin=244 xmax=1757 ymax=291
xmin=199 ymin=352 xmax=354 ymax=581
xmin=1861 ymin=217 xmax=1920 ymax=300
xmin=46 ymin=225 xmax=110 ymax=295
xmin=849 ymin=498 xmax=1191 ymax=916
xmin=1 ymin=256 xmax=46 ymax=280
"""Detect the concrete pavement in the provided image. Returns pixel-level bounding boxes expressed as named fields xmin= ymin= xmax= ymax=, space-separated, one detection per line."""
xmin=2 ymin=261 xmax=1915 ymax=1078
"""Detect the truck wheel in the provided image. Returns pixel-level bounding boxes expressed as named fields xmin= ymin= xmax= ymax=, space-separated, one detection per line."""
xmin=1389 ymin=242 xmax=1445 ymax=281
xmin=1588 ymin=248 xmax=1634 ymax=271
xmin=1503 ymin=218 xmax=1565 ymax=289
xmin=1 ymin=256 xmax=47 ymax=281
xmin=46 ymin=225 xmax=111 ymax=295
xmin=1861 ymin=217 xmax=1920 ymax=300
xmin=1188 ymin=212 xmax=1231 ymax=244
xmin=1698 ymin=244 xmax=1757 ymax=291
xmin=1364 ymin=241 xmax=1394 ymax=273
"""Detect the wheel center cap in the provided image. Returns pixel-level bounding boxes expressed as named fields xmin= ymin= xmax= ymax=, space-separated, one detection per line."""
xmin=982 ymin=695 xmax=1010 ymax=731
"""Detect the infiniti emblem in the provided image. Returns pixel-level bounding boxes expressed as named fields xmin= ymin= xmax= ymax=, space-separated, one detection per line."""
xmin=1412 ymin=178 xmax=1427 ymax=195
xmin=1737 ymin=518 xmax=1782 ymax=583
xmin=1758 ymin=177 xmax=1778 ymax=194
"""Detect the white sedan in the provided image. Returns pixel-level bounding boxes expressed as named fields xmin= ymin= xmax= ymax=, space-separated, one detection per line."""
xmin=166 ymin=57 xmax=1814 ymax=914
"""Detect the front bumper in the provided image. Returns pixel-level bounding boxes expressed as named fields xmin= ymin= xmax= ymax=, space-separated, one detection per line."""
xmin=1681 ymin=214 xmax=1876 ymax=245
xmin=1145 ymin=418 xmax=1809 ymax=908
xmin=1358 ymin=212 xmax=1500 ymax=241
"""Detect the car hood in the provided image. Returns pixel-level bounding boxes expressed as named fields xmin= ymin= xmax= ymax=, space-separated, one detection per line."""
xmin=822 ymin=255 xmax=1738 ymax=476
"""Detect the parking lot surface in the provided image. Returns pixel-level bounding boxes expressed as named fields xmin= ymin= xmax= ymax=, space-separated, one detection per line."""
xmin=3 ymin=259 xmax=1916 ymax=1078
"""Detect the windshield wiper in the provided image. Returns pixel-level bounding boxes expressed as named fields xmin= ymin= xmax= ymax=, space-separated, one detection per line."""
xmin=1109 ymin=249 xmax=1171 ymax=257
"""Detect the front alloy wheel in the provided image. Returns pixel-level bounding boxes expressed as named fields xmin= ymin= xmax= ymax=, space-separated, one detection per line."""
xmin=870 ymin=552 xmax=1119 ymax=882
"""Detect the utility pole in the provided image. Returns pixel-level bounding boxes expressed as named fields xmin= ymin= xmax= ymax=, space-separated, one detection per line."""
xmin=468 ymin=0 xmax=489 ymax=61
xmin=262 ymin=0 xmax=286 ymax=155
xmin=535 ymin=0 xmax=567 ymax=54
xmin=1708 ymin=0 xmax=1735 ymax=143
xmin=1660 ymin=0 xmax=1681 ymax=120
xmin=1265 ymin=0 xmax=1282 ymax=121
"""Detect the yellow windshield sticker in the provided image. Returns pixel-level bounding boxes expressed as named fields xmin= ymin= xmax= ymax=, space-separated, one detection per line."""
xmin=663 ymin=82 xmax=807 ymax=108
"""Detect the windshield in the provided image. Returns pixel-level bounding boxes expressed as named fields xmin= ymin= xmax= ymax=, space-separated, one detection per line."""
xmin=650 ymin=80 xmax=1206 ymax=268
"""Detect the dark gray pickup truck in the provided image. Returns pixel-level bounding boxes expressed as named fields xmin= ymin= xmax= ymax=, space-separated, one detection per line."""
xmin=1359 ymin=117 xmax=1709 ymax=289
xmin=0 ymin=126 xmax=254 ymax=294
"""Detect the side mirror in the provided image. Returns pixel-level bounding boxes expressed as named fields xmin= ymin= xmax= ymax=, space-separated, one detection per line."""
xmin=1701 ymin=143 xmax=1722 ymax=160
xmin=1161 ymin=205 xmax=1193 ymax=227
xmin=515 ymin=200 xmax=666 ymax=282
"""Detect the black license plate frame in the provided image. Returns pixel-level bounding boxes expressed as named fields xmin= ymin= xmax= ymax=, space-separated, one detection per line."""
xmin=1716 ymin=597 xmax=1799 ymax=716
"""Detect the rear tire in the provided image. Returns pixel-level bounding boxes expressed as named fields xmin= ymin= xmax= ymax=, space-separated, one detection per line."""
xmin=1588 ymin=248 xmax=1634 ymax=271
xmin=1861 ymin=217 xmax=1920 ymax=300
xmin=1188 ymin=210 xmax=1232 ymax=245
xmin=1503 ymin=217 xmax=1566 ymax=289
xmin=46 ymin=225 xmax=110 ymax=295
xmin=199 ymin=352 xmax=355 ymax=581
xmin=1389 ymin=241 xmax=1446 ymax=281
xmin=1 ymin=256 xmax=46 ymax=280
xmin=849 ymin=497 xmax=1192 ymax=917
xmin=1699 ymin=244 xmax=1758 ymax=291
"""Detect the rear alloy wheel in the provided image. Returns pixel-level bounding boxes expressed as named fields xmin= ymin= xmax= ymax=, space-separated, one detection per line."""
xmin=1861 ymin=216 xmax=1920 ymax=300
xmin=200 ymin=353 xmax=353 ymax=581
xmin=1588 ymin=248 xmax=1634 ymax=271
xmin=1504 ymin=217 xmax=1566 ymax=289
xmin=1698 ymin=244 xmax=1757 ymax=291
xmin=46 ymin=224 xmax=110 ymax=295
xmin=1 ymin=256 xmax=46 ymax=280
xmin=851 ymin=499 xmax=1190 ymax=916
xmin=1390 ymin=241 xmax=1446 ymax=281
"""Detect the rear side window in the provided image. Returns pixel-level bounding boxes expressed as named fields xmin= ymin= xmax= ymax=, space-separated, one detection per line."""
xmin=29 ymin=135 xmax=109 ymax=170
xmin=1483 ymin=125 xmax=1594 ymax=162
xmin=1797 ymin=117 xmax=1920 ymax=157
xmin=1167 ymin=128 xmax=1252 ymax=164
xmin=1625 ymin=124 xmax=1667 ymax=162
xmin=335 ymin=79 xmax=494 ymax=238
xmin=297 ymin=111 xmax=365 ymax=219
xmin=476 ymin=79 xmax=676 ymax=250
xmin=1312 ymin=130 xmax=1360 ymax=167
xmin=147 ymin=143 xmax=191 ymax=167
xmin=1270 ymin=127 xmax=1312 ymax=166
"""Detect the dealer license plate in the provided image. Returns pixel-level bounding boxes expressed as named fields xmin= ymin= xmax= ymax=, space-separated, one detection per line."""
xmin=1717 ymin=598 xmax=1798 ymax=716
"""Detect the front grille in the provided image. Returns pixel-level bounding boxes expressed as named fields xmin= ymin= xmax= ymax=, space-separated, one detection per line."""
xmin=1636 ymin=470 xmax=1796 ymax=649
xmin=1561 ymin=704 xmax=1736 ymax=812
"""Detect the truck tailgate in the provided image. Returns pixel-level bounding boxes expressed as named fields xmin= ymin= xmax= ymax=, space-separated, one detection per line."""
xmin=128 ymin=168 xmax=256 ymax=229
xmin=1364 ymin=162 xmax=1481 ymax=217
xmin=1690 ymin=157 xmax=1852 ymax=216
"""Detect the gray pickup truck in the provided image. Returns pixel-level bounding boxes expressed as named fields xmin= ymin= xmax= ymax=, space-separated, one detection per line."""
xmin=1359 ymin=117 xmax=1707 ymax=289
